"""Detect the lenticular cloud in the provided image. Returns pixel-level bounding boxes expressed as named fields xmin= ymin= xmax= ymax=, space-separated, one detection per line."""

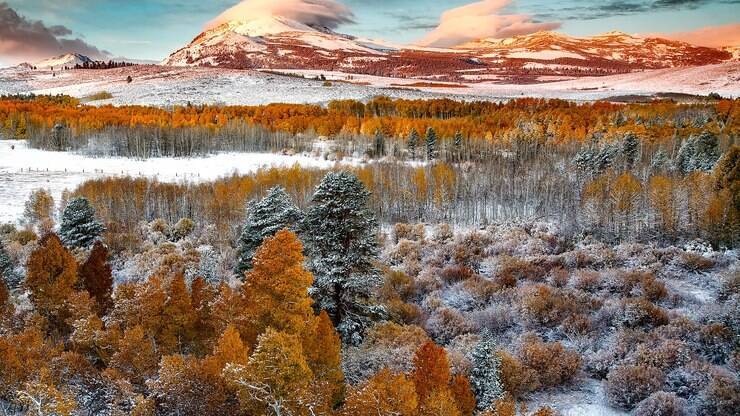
xmin=418 ymin=0 xmax=560 ymax=48
xmin=206 ymin=0 xmax=355 ymax=30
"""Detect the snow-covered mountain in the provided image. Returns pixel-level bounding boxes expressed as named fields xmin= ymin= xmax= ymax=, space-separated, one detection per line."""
xmin=163 ymin=16 xmax=384 ymax=69
xmin=460 ymin=31 xmax=732 ymax=69
xmin=163 ymin=19 xmax=736 ymax=83
xmin=34 ymin=53 xmax=94 ymax=70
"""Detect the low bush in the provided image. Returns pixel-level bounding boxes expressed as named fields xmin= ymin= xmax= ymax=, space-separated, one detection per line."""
xmin=634 ymin=391 xmax=688 ymax=416
xmin=518 ymin=335 xmax=581 ymax=388
xmin=605 ymin=364 xmax=665 ymax=410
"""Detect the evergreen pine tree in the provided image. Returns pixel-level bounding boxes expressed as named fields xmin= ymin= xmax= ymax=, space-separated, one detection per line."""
xmin=572 ymin=148 xmax=596 ymax=174
xmin=234 ymin=187 xmax=303 ymax=276
xmin=59 ymin=197 xmax=104 ymax=249
xmin=676 ymin=137 xmax=696 ymax=174
xmin=300 ymin=172 xmax=385 ymax=345
xmin=407 ymin=128 xmax=419 ymax=159
xmin=692 ymin=131 xmax=720 ymax=171
xmin=425 ymin=127 xmax=437 ymax=160
xmin=676 ymin=132 xmax=720 ymax=174
xmin=469 ymin=331 xmax=504 ymax=410
xmin=0 ymin=242 xmax=17 ymax=289
xmin=622 ymin=132 xmax=639 ymax=170
xmin=593 ymin=143 xmax=618 ymax=174
xmin=651 ymin=148 xmax=669 ymax=172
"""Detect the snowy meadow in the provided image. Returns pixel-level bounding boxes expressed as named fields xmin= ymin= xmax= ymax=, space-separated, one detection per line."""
xmin=0 ymin=139 xmax=339 ymax=223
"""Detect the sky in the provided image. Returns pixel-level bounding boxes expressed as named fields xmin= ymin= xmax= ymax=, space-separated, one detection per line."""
xmin=1 ymin=0 xmax=739 ymax=65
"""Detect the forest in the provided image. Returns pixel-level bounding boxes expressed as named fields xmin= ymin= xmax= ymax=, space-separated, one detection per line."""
xmin=0 ymin=95 xmax=738 ymax=415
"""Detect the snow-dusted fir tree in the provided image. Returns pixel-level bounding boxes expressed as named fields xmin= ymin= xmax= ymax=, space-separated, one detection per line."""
xmin=0 ymin=242 xmax=18 ymax=288
xmin=407 ymin=128 xmax=420 ymax=159
xmin=651 ymin=148 xmax=670 ymax=172
xmin=425 ymin=127 xmax=437 ymax=160
xmin=59 ymin=197 xmax=105 ymax=249
xmin=301 ymin=172 xmax=384 ymax=345
xmin=469 ymin=330 xmax=504 ymax=410
xmin=572 ymin=148 xmax=596 ymax=174
xmin=691 ymin=131 xmax=720 ymax=171
xmin=234 ymin=187 xmax=303 ymax=276
xmin=593 ymin=143 xmax=618 ymax=174
xmin=676 ymin=131 xmax=720 ymax=174
xmin=622 ymin=132 xmax=639 ymax=170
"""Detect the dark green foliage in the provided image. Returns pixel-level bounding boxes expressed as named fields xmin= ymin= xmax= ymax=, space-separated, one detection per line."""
xmin=234 ymin=187 xmax=304 ymax=276
xmin=301 ymin=172 xmax=385 ymax=345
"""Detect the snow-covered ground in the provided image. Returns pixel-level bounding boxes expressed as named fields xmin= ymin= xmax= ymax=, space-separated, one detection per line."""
xmin=0 ymin=62 xmax=737 ymax=107
xmin=0 ymin=66 xmax=477 ymax=106
xmin=0 ymin=140 xmax=339 ymax=224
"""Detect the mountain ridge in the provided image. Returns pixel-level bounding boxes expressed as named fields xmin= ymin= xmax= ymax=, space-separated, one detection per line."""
xmin=162 ymin=19 xmax=737 ymax=82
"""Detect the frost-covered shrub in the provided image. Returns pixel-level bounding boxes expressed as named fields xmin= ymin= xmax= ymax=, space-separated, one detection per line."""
xmin=387 ymin=239 xmax=422 ymax=268
xmin=697 ymin=323 xmax=734 ymax=364
xmin=517 ymin=334 xmax=581 ymax=388
xmin=446 ymin=333 xmax=478 ymax=375
xmin=560 ymin=313 xmax=592 ymax=336
xmin=425 ymin=307 xmax=474 ymax=344
xmin=675 ymin=252 xmax=715 ymax=272
xmin=440 ymin=264 xmax=474 ymax=285
xmin=605 ymin=364 xmax=665 ymax=410
xmin=634 ymin=391 xmax=688 ymax=416
xmin=717 ymin=271 xmax=740 ymax=302
xmin=696 ymin=372 xmax=740 ymax=416
xmin=495 ymin=256 xmax=548 ymax=286
xmin=170 ymin=218 xmax=195 ymax=241
xmin=549 ymin=266 xmax=569 ymax=288
xmin=615 ymin=298 xmax=668 ymax=328
xmin=342 ymin=322 xmax=429 ymax=384
xmin=461 ymin=275 xmax=500 ymax=304
xmin=413 ymin=267 xmax=443 ymax=297
xmin=585 ymin=329 xmax=649 ymax=379
xmin=470 ymin=302 xmax=518 ymax=334
xmin=664 ymin=361 xmax=711 ymax=400
xmin=498 ymin=350 xmax=539 ymax=398
xmin=519 ymin=284 xmax=583 ymax=327
xmin=632 ymin=339 xmax=691 ymax=371
xmin=440 ymin=283 xmax=477 ymax=311
xmin=453 ymin=231 xmax=491 ymax=270
xmin=392 ymin=223 xmax=425 ymax=243
xmin=432 ymin=223 xmax=453 ymax=242
xmin=573 ymin=269 xmax=601 ymax=292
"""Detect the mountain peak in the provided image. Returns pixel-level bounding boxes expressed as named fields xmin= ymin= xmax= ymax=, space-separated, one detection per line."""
xmin=35 ymin=53 xmax=94 ymax=69
xmin=225 ymin=15 xmax=317 ymax=37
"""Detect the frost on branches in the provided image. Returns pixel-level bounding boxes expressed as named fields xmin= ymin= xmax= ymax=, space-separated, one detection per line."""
xmin=234 ymin=187 xmax=303 ymax=276
xmin=59 ymin=197 xmax=105 ymax=249
xmin=469 ymin=330 xmax=504 ymax=411
xmin=676 ymin=131 xmax=720 ymax=174
xmin=301 ymin=172 xmax=385 ymax=345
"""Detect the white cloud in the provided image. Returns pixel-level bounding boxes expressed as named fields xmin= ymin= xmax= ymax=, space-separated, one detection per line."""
xmin=206 ymin=0 xmax=354 ymax=30
xmin=417 ymin=0 xmax=560 ymax=47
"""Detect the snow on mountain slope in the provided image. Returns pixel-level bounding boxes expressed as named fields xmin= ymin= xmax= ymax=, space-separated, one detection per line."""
xmin=164 ymin=23 xmax=735 ymax=82
xmin=163 ymin=16 xmax=382 ymax=69
xmin=460 ymin=31 xmax=732 ymax=69
xmin=35 ymin=53 xmax=94 ymax=69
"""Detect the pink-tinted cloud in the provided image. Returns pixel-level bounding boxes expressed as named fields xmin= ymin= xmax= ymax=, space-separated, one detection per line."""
xmin=642 ymin=23 xmax=740 ymax=48
xmin=417 ymin=0 xmax=560 ymax=48
xmin=0 ymin=2 xmax=110 ymax=66
xmin=206 ymin=0 xmax=354 ymax=31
